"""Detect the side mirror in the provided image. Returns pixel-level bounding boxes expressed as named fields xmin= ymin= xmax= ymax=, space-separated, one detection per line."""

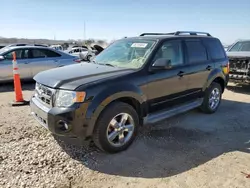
xmin=0 ymin=55 xmax=5 ymax=61
xmin=152 ymin=58 xmax=172 ymax=70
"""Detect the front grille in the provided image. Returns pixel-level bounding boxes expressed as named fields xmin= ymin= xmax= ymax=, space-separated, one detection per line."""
xmin=35 ymin=83 xmax=55 ymax=108
xmin=229 ymin=58 xmax=250 ymax=76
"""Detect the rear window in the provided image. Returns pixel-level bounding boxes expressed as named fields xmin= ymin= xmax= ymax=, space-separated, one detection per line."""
xmin=185 ymin=40 xmax=208 ymax=63
xmin=203 ymin=38 xmax=226 ymax=60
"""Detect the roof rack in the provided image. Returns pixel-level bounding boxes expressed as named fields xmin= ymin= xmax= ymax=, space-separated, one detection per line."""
xmin=140 ymin=31 xmax=211 ymax=37
xmin=8 ymin=43 xmax=49 ymax=47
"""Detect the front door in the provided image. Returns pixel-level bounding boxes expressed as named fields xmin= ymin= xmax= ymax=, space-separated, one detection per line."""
xmin=0 ymin=49 xmax=32 ymax=81
xmin=146 ymin=39 xmax=189 ymax=113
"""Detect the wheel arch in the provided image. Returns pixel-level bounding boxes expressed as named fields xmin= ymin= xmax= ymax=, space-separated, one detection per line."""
xmin=203 ymin=69 xmax=226 ymax=93
xmin=85 ymin=87 xmax=147 ymax=137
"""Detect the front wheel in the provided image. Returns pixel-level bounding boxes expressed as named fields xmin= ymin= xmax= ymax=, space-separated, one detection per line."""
xmin=200 ymin=82 xmax=222 ymax=114
xmin=93 ymin=102 xmax=139 ymax=153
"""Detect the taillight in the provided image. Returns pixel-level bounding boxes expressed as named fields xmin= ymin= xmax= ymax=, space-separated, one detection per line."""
xmin=74 ymin=59 xmax=81 ymax=63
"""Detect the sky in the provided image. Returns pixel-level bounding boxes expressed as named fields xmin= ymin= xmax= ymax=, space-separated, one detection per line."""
xmin=1 ymin=0 xmax=250 ymax=44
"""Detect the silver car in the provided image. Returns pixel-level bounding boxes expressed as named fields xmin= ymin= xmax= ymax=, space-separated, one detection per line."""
xmin=0 ymin=46 xmax=81 ymax=83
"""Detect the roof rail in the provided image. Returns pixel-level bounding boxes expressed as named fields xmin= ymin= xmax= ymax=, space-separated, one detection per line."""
xmin=140 ymin=33 xmax=174 ymax=36
xmin=174 ymin=31 xmax=211 ymax=36
xmin=140 ymin=31 xmax=211 ymax=37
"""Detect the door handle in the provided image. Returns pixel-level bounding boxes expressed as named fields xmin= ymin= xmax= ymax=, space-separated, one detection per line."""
xmin=177 ymin=71 xmax=185 ymax=77
xmin=206 ymin=65 xmax=212 ymax=71
xmin=24 ymin=61 xmax=30 ymax=64
xmin=54 ymin=60 xmax=58 ymax=62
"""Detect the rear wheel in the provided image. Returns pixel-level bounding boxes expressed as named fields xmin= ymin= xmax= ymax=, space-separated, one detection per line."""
xmin=93 ymin=102 xmax=139 ymax=153
xmin=200 ymin=82 xmax=222 ymax=114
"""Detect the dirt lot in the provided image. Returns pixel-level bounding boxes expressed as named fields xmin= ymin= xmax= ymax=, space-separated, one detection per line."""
xmin=0 ymin=82 xmax=250 ymax=188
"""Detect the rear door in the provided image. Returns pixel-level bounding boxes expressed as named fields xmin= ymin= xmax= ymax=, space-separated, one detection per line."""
xmin=39 ymin=49 xmax=62 ymax=68
xmin=184 ymin=39 xmax=212 ymax=99
xmin=202 ymin=38 xmax=228 ymax=74
xmin=0 ymin=49 xmax=31 ymax=81
xmin=29 ymin=48 xmax=50 ymax=77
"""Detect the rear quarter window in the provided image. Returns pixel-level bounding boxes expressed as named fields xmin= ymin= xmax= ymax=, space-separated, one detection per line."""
xmin=203 ymin=38 xmax=226 ymax=60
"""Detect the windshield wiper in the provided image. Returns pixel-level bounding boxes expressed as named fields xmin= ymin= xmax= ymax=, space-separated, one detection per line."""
xmin=102 ymin=63 xmax=116 ymax=67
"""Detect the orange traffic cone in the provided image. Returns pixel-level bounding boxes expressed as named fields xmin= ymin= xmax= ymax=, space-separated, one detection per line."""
xmin=10 ymin=52 xmax=29 ymax=106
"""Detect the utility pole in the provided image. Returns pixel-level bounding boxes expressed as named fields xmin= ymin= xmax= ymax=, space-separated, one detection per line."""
xmin=83 ymin=21 xmax=86 ymax=45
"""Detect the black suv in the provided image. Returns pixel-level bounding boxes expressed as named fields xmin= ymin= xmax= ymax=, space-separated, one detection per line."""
xmin=30 ymin=31 xmax=229 ymax=153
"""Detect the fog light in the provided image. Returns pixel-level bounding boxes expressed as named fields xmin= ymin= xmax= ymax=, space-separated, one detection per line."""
xmin=57 ymin=120 xmax=69 ymax=131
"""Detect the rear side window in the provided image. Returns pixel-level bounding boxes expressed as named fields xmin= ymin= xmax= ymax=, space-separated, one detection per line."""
xmin=32 ymin=49 xmax=47 ymax=58
xmin=185 ymin=40 xmax=208 ymax=64
xmin=41 ymin=49 xmax=61 ymax=57
xmin=203 ymin=39 xmax=226 ymax=60
xmin=31 ymin=49 xmax=61 ymax=58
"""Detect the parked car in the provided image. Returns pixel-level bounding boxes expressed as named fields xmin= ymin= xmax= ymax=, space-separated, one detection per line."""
xmin=226 ymin=40 xmax=250 ymax=84
xmin=0 ymin=46 xmax=81 ymax=83
xmin=67 ymin=47 xmax=95 ymax=61
xmin=67 ymin=47 xmax=88 ymax=57
xmin=50 ymin=45 xmax=63 ymax=51
xmin=30 ymin=31 xmax=229 ymax=153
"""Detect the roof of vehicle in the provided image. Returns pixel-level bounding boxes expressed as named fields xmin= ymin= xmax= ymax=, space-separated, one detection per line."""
xmin=0 ymin=45 xmax=73 ymax=57
xmin=3 ymin=45 xmax=56 ymax=51
xmin=123 ymin=31 xmax=216 ymax=41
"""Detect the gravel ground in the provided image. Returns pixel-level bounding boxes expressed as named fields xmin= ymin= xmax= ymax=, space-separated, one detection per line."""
xmin=0 ymin=82 xmax=250 ymax=188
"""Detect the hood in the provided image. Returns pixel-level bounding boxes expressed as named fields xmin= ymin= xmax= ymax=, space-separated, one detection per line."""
xmin=226 ymin=51 xmax=250 ymax=58
xmin=34 ymin=62 xmax=134 ymax=90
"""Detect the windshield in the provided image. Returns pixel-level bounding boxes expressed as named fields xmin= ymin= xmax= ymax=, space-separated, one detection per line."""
xmin=229 ymin=41 xmax=250 ymax=52
xmin=0 ymin=47 xmax=11 ymax=55
xmin=93 ymin=39 xmax=156 ymax=69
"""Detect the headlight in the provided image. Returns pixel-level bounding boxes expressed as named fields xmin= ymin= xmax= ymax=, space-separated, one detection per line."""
xmin=55 ymin=90 xmax=86 ymax=107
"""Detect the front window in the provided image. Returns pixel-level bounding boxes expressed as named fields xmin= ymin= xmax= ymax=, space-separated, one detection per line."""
xmin=229 ymin=41 xmax=250 ymax=52
xmin=94 ymin=39 xmax=156 ymax=69
xmin=4 ymin=49 xmax=23 ymax=60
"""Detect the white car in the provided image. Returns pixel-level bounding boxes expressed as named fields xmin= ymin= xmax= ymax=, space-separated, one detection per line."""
xmin=50 ymin=45 xmax=63 ymax=51
xmin=67 ymin=47 xmax=95 ymax=61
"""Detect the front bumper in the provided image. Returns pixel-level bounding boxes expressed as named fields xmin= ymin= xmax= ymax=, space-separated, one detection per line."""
xmin=30 ymin=96 xmax=90 ymax=138
xmin=229 ymin=74 xmax=250 ymax=84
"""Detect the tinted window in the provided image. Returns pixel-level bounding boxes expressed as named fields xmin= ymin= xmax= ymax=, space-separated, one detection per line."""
xmin=154 ymin=40 xmax=183 ymax=66
xmin=32 ymin=49 xmax=47 ymax=58
xmin=204 ymin=39 xmax=225 ymax=60
xmin=186 ymin=40 xmax=207 ymax=63
xmin=31 ymin=49 xmax=61 ymax=58
xmin=4 ymin=49 xmax=23 ymax=60
xmin=41 ymin=49 xmax=61 ymax=57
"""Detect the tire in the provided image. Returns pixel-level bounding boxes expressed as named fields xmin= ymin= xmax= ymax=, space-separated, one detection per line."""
xmin=93 ymin=102 xmax=139 ymax=153
xmin=200 ymin=82 xmax=222 ymax=114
